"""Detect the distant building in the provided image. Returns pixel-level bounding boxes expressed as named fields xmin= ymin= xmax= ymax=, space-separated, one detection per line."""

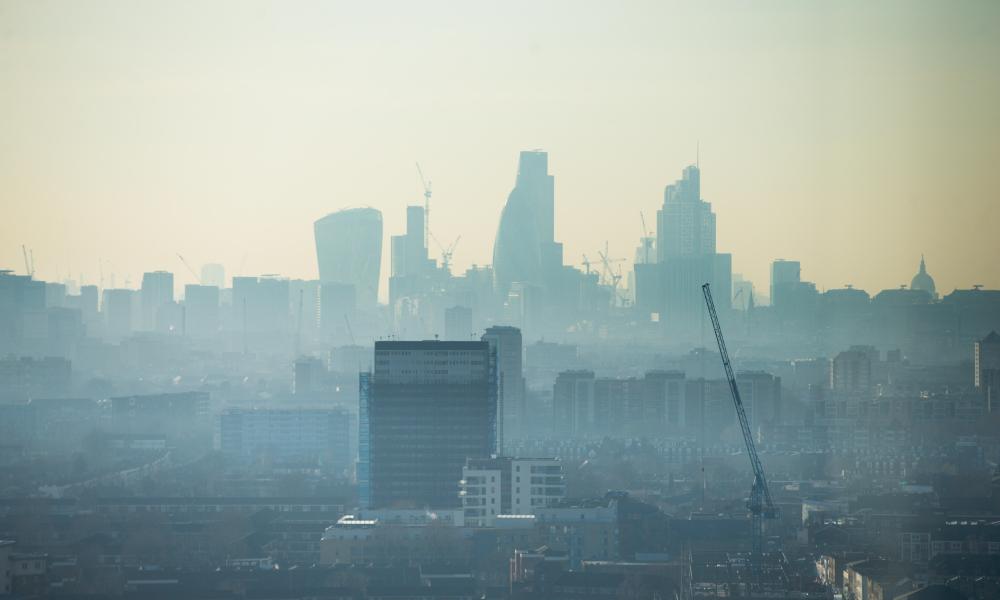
xmin=637 ymin=164 xmax=731 ymax=331
xmin=314 ymin=207 xmax=383 ymax=308
xmin=110 ymin=392 xmax=210 ymax=443
xmin=444 ymin=306 xmax=473 ymax=341
xmin=493 ymin=150 xmax=561 ymax=297
xmin=200 ymin=263 xmax=226 ymax=288
xmin=975 ymin=331 xmax=1000 ymax=412
xmin=482 ymin=325 xmax=525 ymax=446
xmin=293 ymin=356 xmax=326 ymax=395
xmin=553 ymin=370 xmax=690 ymax=438
xmin=183 ymin=284 xmax=219 ymax=337
xmin=140 ymin=270 xmax=174 ymax=331
xmin=770 ymin=259 xmax=801 ymax=307
xmin=220 ymin=408 xmax=352 ymax=471
xmin=459 ymin=457 xmax=565 ymax=526
xmin=831 ymin=346 xmax=877 ymax=394
xmin=102 ymin=288 xmax=136 ymax=338
xmin=359 ymin=340 xmax=497 ymax=509
xmin=231 ymin=275 xmax=289 ymax=335
xmin=910 ymin=255 xmax=937 ymax=298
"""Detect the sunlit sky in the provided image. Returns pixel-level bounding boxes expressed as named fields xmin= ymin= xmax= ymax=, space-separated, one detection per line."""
xmin=2 ymin=0 xmax=998 ymax=301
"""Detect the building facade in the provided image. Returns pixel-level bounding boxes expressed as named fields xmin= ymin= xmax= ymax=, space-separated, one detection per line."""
xmin=359 ymin=340 xmax=497 ymax=509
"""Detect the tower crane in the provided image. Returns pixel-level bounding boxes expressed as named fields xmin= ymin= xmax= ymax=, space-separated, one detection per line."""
xmin=702 ymin=283 xmax=778 ymax=562
xmin=415 ymin=163 xmax=431 ymax=250
xmin=639 ymin=212 xmax=654 ymax=264
xmin=176 ymin=254 xmax=201 ymax=284
xmin=430 ymin=232 xmax=461 ymax=274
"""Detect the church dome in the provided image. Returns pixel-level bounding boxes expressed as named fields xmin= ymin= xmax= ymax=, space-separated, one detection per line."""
xmin=910 ymin=255 xmax=936 ymax=298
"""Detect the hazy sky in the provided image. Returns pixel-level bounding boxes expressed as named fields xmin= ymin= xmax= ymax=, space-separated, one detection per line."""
xmin=2 ymin=0 xmax=998 ymax=300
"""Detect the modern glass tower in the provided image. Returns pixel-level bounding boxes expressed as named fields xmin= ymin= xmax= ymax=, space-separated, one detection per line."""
xmin=492 ymin=151 xmax=561 ymax=297
xmin=314 ymin=207 xmax=383 ymax=308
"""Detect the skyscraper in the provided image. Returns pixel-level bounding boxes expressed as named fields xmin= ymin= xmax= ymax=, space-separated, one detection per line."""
xmin=637 ymin=164 xmax=731 ymax=332
xmin=492 ymin=150 xmax=562 ymax=297
xmin=359 ymin=340 xmax=497 ymax=509
xmin=770 ymin=259 xmax=801 ymax=307
xmin=656 ymin=165 xmax=715 ymax=260
xmin=314 ymin=207 xmax=383 ymax=308
xmin=140 ymin=270 xmax=174 ymax=331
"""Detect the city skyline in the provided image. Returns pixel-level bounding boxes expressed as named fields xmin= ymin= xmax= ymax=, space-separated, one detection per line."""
xmin=2 ymin=1 xmax=999 ymax=299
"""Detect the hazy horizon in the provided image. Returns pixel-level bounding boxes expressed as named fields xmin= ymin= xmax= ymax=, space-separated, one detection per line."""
xmin=3 ymin=0 xmax=999 ymax=300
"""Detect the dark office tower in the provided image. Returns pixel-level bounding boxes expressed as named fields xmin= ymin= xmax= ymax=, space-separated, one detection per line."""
xmin=481 ymin=325 xmax=525 ymax=446
xmin=493 ymin=150 xmax=562 ymax=296
xmin=637 ymin=164 xmax=731 ymax=333
xmin=359 ymin=340 xmax=497 ymax=509
xmin=444 ymin=306 xmax=473 ymax=341
xmin=909 ymin=255 xmax=937 ymax=299
xmin=183 ymin=284 xmax=220 ymax=337
xmin=314 ymin=207 xmax=383 ymax=308
xmin=770 ymin=260 xmax=801 ymax=307
xmin=975 ymin=331 xmax=1000 ymax=412
xmin=140 ymin=271 xmax=174 ymax=331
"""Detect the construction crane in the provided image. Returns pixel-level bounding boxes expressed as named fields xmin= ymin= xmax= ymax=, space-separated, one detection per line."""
xmin=22 ymin=245 xmax=33 ymax=277
xmin=702 ymin=283 xmax=778 ymax=562
xmin=176 ymin=254 xmax=201 ymax=284
xmin=415 ymin=163 xmax=431 ymax=250
xmin=430 ymin=232 xmax=461 ymax=274
xmin=639 ymin=212 xmax=654 ymax=264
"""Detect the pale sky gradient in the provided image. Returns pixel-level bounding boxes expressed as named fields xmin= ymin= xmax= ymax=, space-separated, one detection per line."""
xmin=2 ymin=0 xmax=999 ymax=300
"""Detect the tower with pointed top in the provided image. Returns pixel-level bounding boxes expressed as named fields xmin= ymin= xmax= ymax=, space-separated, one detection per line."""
xmin=910 ymin=255 xmax=937 ymax=299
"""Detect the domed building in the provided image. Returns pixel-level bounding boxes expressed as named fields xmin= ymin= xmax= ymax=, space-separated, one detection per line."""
xmin=910 ymin=255 xmax=937 ymax=298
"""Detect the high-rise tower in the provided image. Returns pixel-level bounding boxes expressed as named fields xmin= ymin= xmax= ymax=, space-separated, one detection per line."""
xmin=314 ymin=207 xmax=383 ymax=308
xmin=492 ymin=151 xmax=562 ymax=297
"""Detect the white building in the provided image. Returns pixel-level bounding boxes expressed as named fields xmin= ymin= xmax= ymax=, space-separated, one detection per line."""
xmin=459 ymin=457 xmax=564 ymax=527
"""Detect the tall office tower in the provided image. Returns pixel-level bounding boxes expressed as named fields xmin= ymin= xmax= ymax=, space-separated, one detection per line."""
xmin=975 ymin=331 xmax=1000 ymax=412
xmin=656 ymin=165 xmax=715 ymax=260
xmin=444 ymin=306 xmax=473 ymax=341
xmin=493 ymin=150 xmax=562 ymax=297
xmin=637 ymin=164 xmax=731 ymax=331
xmin=482 ymin=326 xmax=525 ymax=446
xmin=201 ymin=263 xmax=226 ymax=288
xmin=359 ymin=340 xmax=497 ymax=509
xmin=314 ymin=207 xmax=383 ymax=308
xmin=770 ymin=259 xmax=801 ymax=307
xmin=391 ymin=206 xmax=432 ymax=279
xmin=140 ymin=271 xmax=174 ymax=331
xmin=183 ymin=284 xmax=220 ymax=337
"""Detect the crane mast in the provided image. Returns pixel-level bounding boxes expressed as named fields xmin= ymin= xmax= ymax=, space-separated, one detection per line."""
xmin=701 ymin=283 xmax=777 ymax=561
